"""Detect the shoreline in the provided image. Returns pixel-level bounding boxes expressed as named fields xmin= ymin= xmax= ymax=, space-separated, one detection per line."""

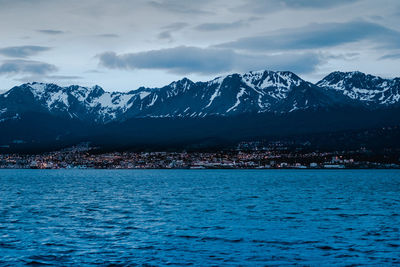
xmin=1 ymin=167 xmax=399 ymax=170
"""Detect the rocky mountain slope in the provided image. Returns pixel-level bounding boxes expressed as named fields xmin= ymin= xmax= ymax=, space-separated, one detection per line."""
xmin=317 ymin=71 xmax=400 ymax=105
xmin=1 ymin=70 xmax=399 ymax=152
xmin=2 ymin=70 xmax=398 ymax=124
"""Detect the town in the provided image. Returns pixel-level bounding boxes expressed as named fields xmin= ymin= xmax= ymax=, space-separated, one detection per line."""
xmin=0 ymin=142 xmax=399 ymax=169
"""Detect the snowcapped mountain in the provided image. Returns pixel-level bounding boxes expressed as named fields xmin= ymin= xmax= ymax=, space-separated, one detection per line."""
xmin=317 ymin=71 xmax=400 ymax=105
xmin=123 ymin=70 xmax=340 ymax=118
xmin=0 ymin=82 xmax=155 ymax=123
xmin=0 ymin=70 xmax=399 ymax=125
xmin=1 ymin=69 xmax=400 ymax=152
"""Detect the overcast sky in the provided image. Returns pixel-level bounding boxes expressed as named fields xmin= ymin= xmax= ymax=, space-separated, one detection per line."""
xmin=0 ymin=0 xmax=399 ymax=91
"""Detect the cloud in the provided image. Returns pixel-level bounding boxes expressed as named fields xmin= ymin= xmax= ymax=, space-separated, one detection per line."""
xmin=195 ymin=20 xmax=247 ymax=31
xmin=158 ymin=22 xmax=189 ymax=41
xmin=278 ymin=0 xmax=360 ymax=8
xmin=97 ymin=47 xmax=234 ymax=74
xmin=148 ymin=0 xmax=212 ymax=14
xmin=37 ymin=29 xmax=65 ymax=35
xmin=324 ymin=52 xmax=360 ymax=60
xmin=0 ymin=59 xmax=57 ymax=76
xmin=84 ymin=69 xmax=105 ymax=74
xmin=96 ymin=33 xmax=119 ymax=38
xmin=0 ymin=45 xmax=51 ymax=58
xmin=216 ymin=21 xmax=400 ymax=52
xmin=162 ymin=22 xmax=189 ymax=31
xmin=46 ymin=75 xmax=83 ymax=80
xmin=232 ymin=0 xmax=361 ymax=13
xmin=379 ymin=53 xmax=400 ymax=60
xmin=98 ymin=46 xmax=323 ymax=75
xmin=158 ymin=31 xmax=172 ymax=40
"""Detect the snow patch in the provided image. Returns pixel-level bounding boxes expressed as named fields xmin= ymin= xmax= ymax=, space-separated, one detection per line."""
xmin=205 ymin=83 xmax=223 ymax=108
xmin=139 ymin=91 xmax=150 ymax=100
xmin=47 ymin=91 xmax=69 ymax=110
xmin=148 ymin=94 xmax=158 ymax=107
xmin=226 ymin=88 xmax=246 ymax=113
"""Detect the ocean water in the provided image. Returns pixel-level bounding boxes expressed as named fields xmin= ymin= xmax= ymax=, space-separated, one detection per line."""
xmin=0 ymin=170 xmax=399 ymax=266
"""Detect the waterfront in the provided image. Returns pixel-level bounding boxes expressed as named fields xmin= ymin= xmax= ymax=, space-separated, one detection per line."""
xmin=1 ymin=147 xmax=399 ymax=169
xmin=0 ymin=169 xmax=399 ymax=265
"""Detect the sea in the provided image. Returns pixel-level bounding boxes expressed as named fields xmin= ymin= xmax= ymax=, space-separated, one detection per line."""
xmin=0 ymin=169 xmax=399 ymax=266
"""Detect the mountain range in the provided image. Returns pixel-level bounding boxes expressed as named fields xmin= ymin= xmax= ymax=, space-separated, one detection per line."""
xmin=0 ymin=70 xmax=399 ymax=152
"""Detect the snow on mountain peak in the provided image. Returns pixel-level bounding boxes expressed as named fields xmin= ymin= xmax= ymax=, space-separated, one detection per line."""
xmin=1 ymin=70 xmax=400 ymax=124
xmin=317 ymin=71 xmax=400 ymax=104
xmin=241 ymin=70 xmax=301 ymax=88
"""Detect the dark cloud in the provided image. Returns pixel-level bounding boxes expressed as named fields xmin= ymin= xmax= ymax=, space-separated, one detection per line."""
xmin=217 ymin=21 xmax=400 ymax=51
xmin=0 ymin=0 xmax=398 ymax=89
xmin=98 ymin=46 xmax=322 ymax=75
xmin=0 ymin=45 xmax=51 ymax=58
xmin=158 ymin=31 xmax=172 ymax=40
xmin=98 ymin=47 xmax=233 ymax=74
xmin=232 ymin=0 xmax=361 ymax=13
xmin=195 ymin=20 xmax=247 ymax=31
xmin=379 ymin=53 xmax=400 ymax=60
xmin=0 ymin=59 xmax=57 ymax=76
xmin=37 ymin=29 xmax=65 ymax=35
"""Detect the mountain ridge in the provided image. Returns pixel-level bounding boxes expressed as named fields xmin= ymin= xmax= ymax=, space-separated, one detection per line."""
xmin=1 ymin=69 xmax=400 ymax=153
xmin=1 ymin=70 xmax=399 ymax=124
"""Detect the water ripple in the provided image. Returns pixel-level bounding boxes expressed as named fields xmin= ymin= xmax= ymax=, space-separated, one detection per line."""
xmin=0 ymin=169 xmax=399 ymax=265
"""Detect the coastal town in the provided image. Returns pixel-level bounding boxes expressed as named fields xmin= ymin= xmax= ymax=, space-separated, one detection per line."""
xmin=0 ymin=142 xmax=399 ymax=169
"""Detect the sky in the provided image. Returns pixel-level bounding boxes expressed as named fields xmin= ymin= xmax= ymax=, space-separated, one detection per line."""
xmin=0 ymin=0 xmax=399 ymax=92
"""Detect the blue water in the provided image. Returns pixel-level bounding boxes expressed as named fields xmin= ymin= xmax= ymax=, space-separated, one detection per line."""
xmin=0 ymin=170 xmax=399 ymax=266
